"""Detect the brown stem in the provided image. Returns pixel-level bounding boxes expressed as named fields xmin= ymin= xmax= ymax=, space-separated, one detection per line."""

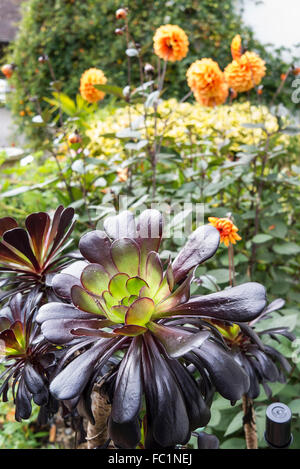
xmin=86 ymin=383 xmax=111 ymax=449
xmin=242 ymin=394 xmax=258 ymax=449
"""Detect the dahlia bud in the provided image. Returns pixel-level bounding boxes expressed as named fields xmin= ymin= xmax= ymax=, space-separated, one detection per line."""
xmin=257 ymin=85 xmax=263 ymax=95
xmin=293 ymin=67 xmax=300 ymax=76
xmin=1 ymin=64 xmax=14 ymax=79
xmin=38 ymin=54 xmax=49 ymax=64
xmin=68 ymin=132 xmax=82 ymax=145
xmin=230 ymin=88 xmax=238 ymax=100
xmin=115 ymin=8 xmax=127 ymax=19
xmin=144 ymin=63 xmax=154 ymax=75
xmin=115 ymin=28 xmax=124 ymax=36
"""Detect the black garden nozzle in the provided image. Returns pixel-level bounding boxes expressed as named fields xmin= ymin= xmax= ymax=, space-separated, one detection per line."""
xmin=265 ymin=402 xmax=293 ymax=449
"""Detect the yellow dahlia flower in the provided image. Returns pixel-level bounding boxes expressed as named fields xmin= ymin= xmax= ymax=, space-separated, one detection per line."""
xmin=153 ymin=24 xmax=189 ymax=62
xmin=79 ymin=68 xmax=107 ymax=103
xmin=224 ymin=52 xmax=266 ymax=93
xmin=208 ymin=217 xmax=242 ymax=247
xmin=231 ymin=35 xmax=242 ymax=61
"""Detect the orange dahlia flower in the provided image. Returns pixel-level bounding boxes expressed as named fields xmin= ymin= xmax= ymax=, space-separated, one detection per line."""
xmin=208 ymin=217 xmax=242 ymax=247
xmin=231 ymin=35 xmax=242 ymax=61
xmin=224 ymin=51 xmax=266 ymax=93
xmin=79 ymin=68 xmax=107 ymax=103
xmin=187 ymin=58 xmax=225 ymax=96
xmin=153 ymin=25 xmax=189 ymax=62
xmin=1 ymin=64 xmax=13 ymax=79
xmin=194 ymin=82 xmax=229 ymax=107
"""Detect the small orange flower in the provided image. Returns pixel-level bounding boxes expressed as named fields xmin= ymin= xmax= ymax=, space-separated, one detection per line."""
xmin=1 ymin=64 xmax=13 ymax=79
xmin=224 ymin=51 xmax=266 ymax=93
xmin=79 ymin=68 xmax=107 ymax=103
xmin=208 ymin=217 xmax=242 ymax=247
xmin=293 ymin=67 xmax=300 ymax=76
xmin=280 ymin=73 xmax=287 ymax=81
xmin=19 ymin=110 xmax=26 ymax=117
xmin=231 ymin=34 xmax=242 ymax=61
xmin=153 ymin=25 xmax=189 ymax=62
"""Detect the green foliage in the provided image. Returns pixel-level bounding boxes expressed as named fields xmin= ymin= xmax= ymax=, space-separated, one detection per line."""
xmin=4 ymin=0 xmax=295 ymax=143
xmin=0 ymin=388 xmax=49 ymax=449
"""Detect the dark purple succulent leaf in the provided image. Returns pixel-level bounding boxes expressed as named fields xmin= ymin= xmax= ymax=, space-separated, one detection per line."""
xmin=104 ymin=210 xmax=136 ymax=239
xmin=23 ymin=362 xmax=48 ymax=404
xmin=135 ymin=210 xmax=163 ymax=274
xmin=37 ymin=302 xmax=98 ymax=323
xmin=251 ymin=298 xmax=286 ymax=325
xmin=263 ymin=345 xmax=292 ymax=373
xmin=197 ymin=432 xmax=219 ymax=449
xmin=263 ymin=298 xmax=285 ymax=314
xmin=51 ymin=273 xmax=82 ymax=300
xmin=41 ymin=318 xmax=101 ymax=344
xmin=172 ymin=225 xmax=220 ymax=283
xmin=142 ymin=334 xmax=190 ymax=447
xmin=112 ymin=336 xmax=142 ymax=424
xmin=71 ymin=327 xmax=115 ymax=338
xmin=79 ymin=230 xmax=116 ymax=275
xmin=3 ymin=228 xmax=40 ymax=271
xmin=241 ymin=356 xmax=261 ymax=399
xmin=169 ymin=282 xmax=267 ymax=322
xmin=25 ymin=212 xmax=50 ymax=264
xmin=50 ymin=343 xmax=107 ymax=400
xmin=45 ymin=207 xmax=75 ymax=260
xmin=43 ymin=205 xmax=64 ymax=249
xmin=259 ymin=327 xmax=296 ymax=342
xmin=15 ymin=377 xmax=32 ymax=422
xmin=108 ymin=416 xmax=141 ymax=449
xmin=0 ymin=217 xmax=18 ymax=236
xmin=148 ymin=322 xmax=210 ymax=358
xmin=0 ymin=241 xmax=34 ymax=271
xmin=164 ymin=355 xmax=211 ymax=429
xmin=50 ymin=337 xmax=122 ymax=400
xmin=247 ymin=347 xmax=280 ymax=382
xmin=0 ymin=328 xmax=20 ymax=352
xmin=0 ymin=316 xmax=11 ymax=332
xmin=192 ymin=340 xmax=250 ymax=400
xmin=113 ymin=325 xmax=147 ymax=336
xmin=237 ymin=323 xmax=265 ymax=351
xmin=154 ymin=270 xmax=194 ymax=315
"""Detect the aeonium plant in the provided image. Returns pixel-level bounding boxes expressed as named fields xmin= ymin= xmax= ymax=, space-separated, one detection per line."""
xmin=0 ymin=205 xmax=76 ymax=303
xmin=0 ymin=291 xmax=59 ymax=423
xmin=37 ymin=209 xmax=267 ymax=448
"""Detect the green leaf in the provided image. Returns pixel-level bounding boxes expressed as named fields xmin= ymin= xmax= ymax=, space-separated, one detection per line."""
xmin=289 ymin=399 xmax=300 ymax=415
xmin=280 ymin=126 xmax=300 ymax=135
xmin=273 ymin=242 xmax=300 ymax=255
xmin=252 ymin=234 xmax=273 ymax=244
xmin=224 ymin=411 xmax=244 ymax=436
xmin=93 ymin=84 xmax=124 ymax=98
xmin=220 ymin=438 xmax=245 ymax=449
